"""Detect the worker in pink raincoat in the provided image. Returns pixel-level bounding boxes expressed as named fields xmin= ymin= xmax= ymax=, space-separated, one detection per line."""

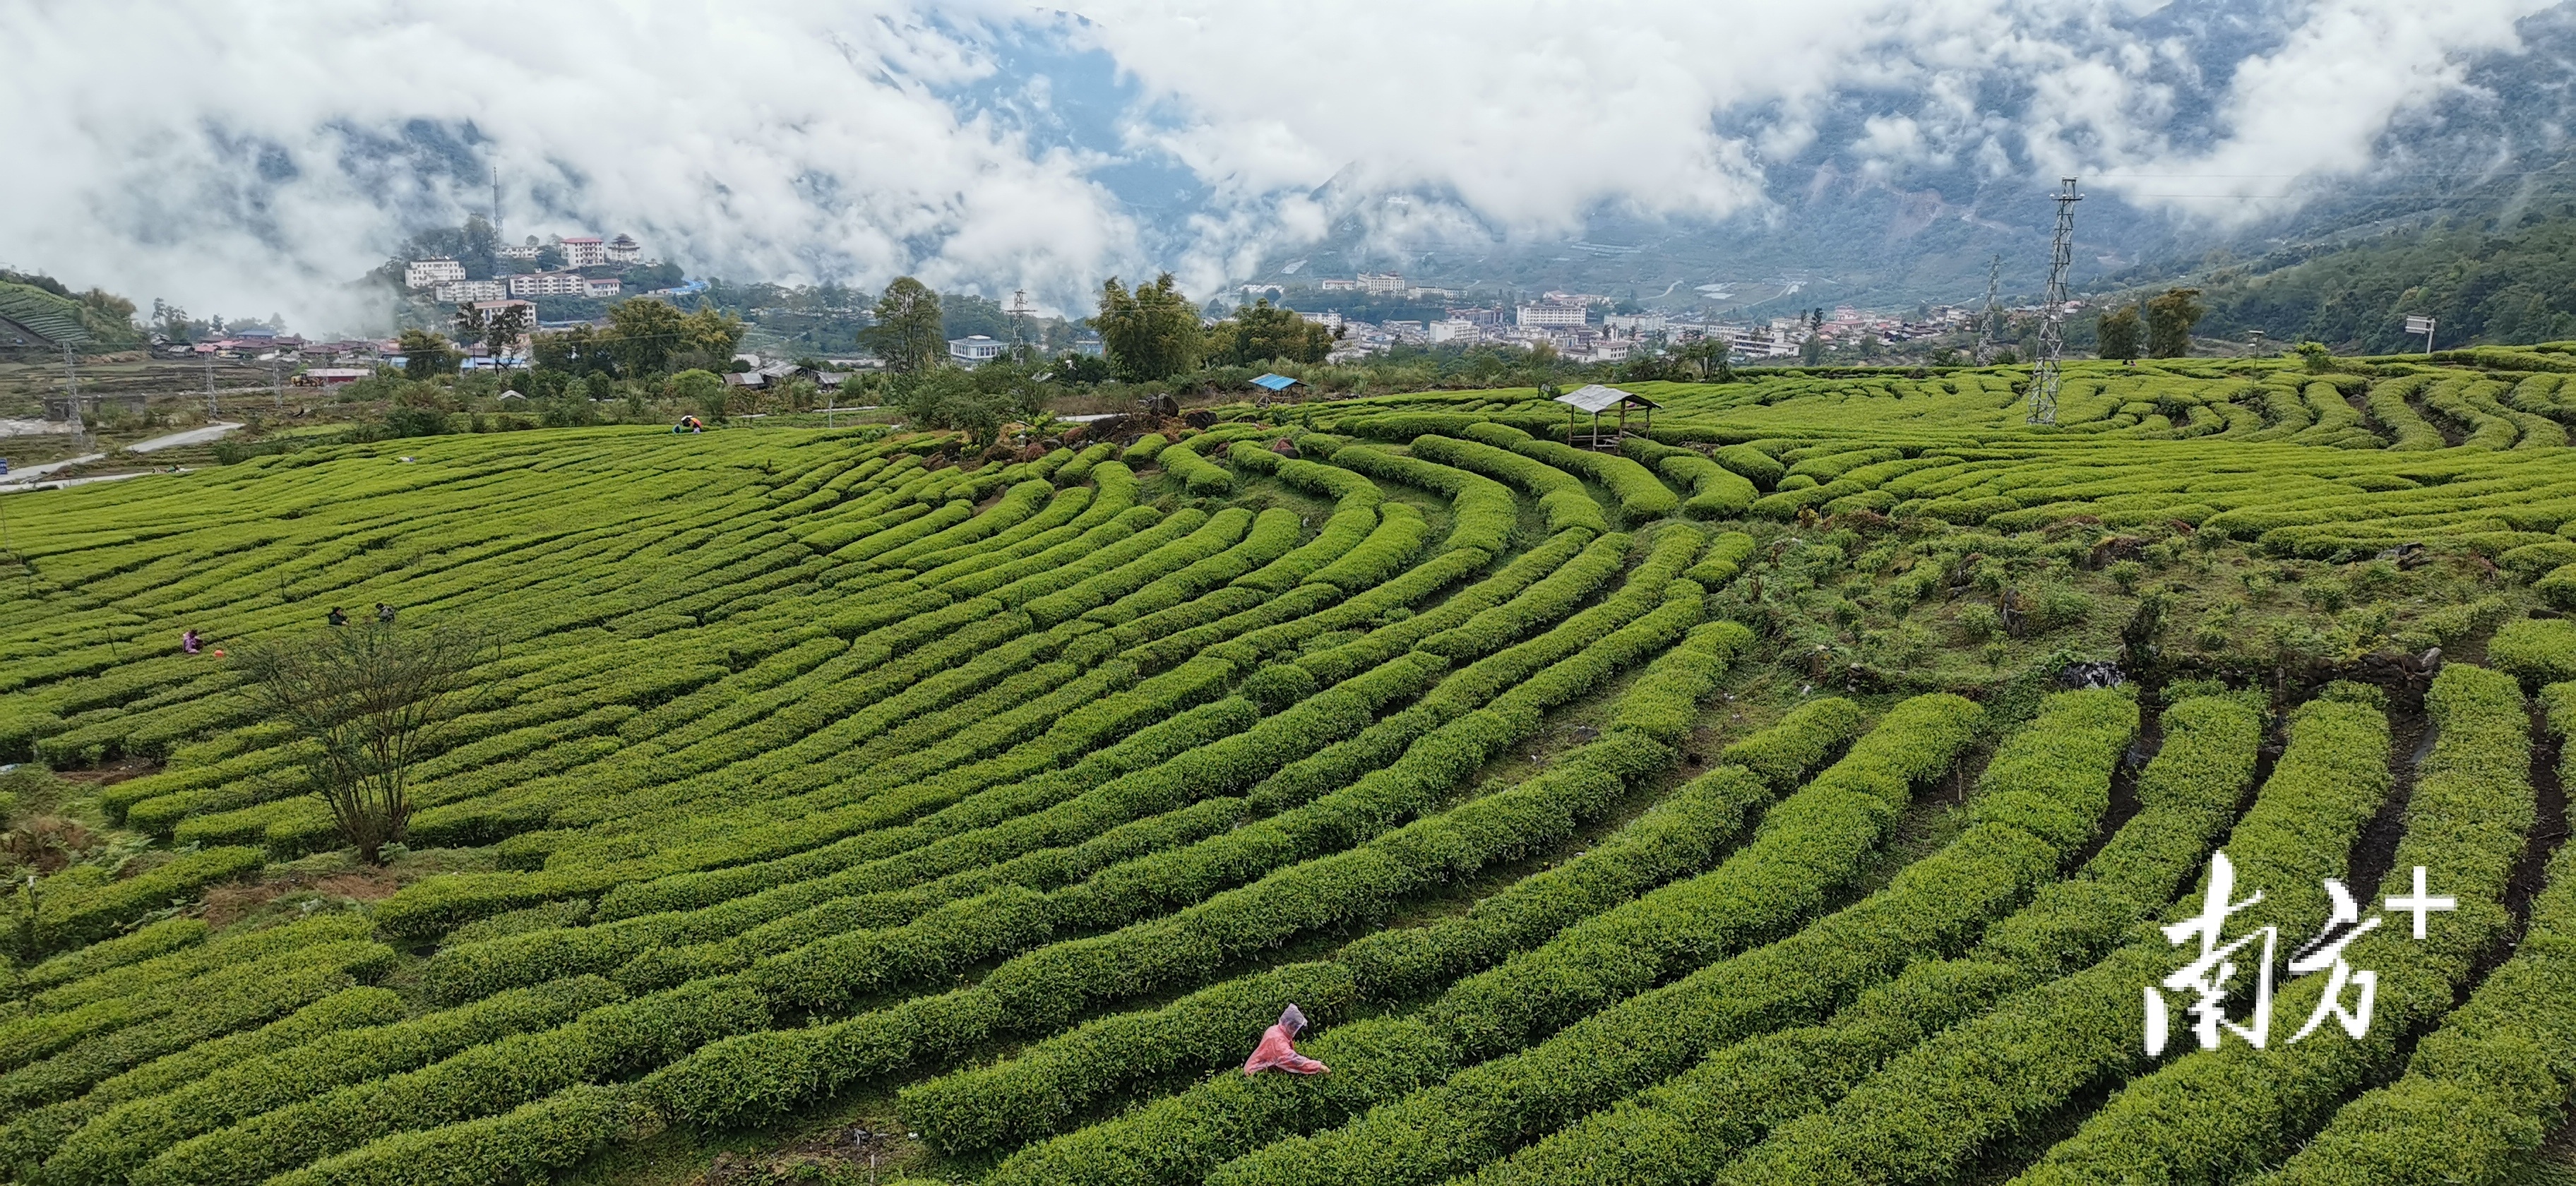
xmin=1243 ymin=1003 xmax=1329 ymax=1076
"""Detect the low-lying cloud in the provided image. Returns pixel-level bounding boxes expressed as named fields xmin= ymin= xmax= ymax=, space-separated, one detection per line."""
xmin=0 ymin=0 xmax=2555 ymax=333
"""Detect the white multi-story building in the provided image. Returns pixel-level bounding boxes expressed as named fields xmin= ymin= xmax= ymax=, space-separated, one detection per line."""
xmin=585 ymin=276 xmax=621 ymax=298
xmin=508 ymin=271 xmax=588 ymax=298
xmin=604 ymin=234 xmax=641 ymax=264
xmin=1429 ymin=319 xmax=1481 ymax=344
xmin=433 ymin=279 xmax=506 ymax=304
xmin=406 ymin=258 xmax=466 ymax=289
xmin=1605 ymin=312 xmax=1666 ymax=335
xmin=1359 ymin=272 xmax=1406 ymax=296
xmin=557 ymin=236 xmax=606 ymax=268
xmin=948 ymin=335 xmax=1006 ymax=365
xmin=1299 ymin=310 xmax=1344 ymax=330
xmin=1516 ymin=303 xmax=1588 ymax=328
xmin=498 ymin=238 xmax=542 ymax=262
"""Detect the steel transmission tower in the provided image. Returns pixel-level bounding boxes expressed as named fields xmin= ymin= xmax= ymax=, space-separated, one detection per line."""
xmin=2029 ymin=177 xmax=2081 ymax=426
xmin=1973 ymin=254 xmax=2000 ymax=365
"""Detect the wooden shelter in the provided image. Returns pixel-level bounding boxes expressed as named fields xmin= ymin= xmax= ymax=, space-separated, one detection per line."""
xmin=1556 ymin=383 xmax=1658 ymax=450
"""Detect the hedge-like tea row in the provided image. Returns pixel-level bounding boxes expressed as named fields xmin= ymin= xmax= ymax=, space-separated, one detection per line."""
xmin=1342 ymin=693 xmax=1864 ymax=1006
xmin=1297 ymin=529 xmax=1611 ymax=686
xmin=644 ymin=579 xmax=1708 ymax=1127
xmin=2246 ymin=681 xmax=2576 ymax=1186
xmin=1027 ymin=509 xmax=1255 ymax=627
xmin=1323 ymin=445 xmax=1519 ymax=555
xmin=381 ymin=653 xmax=1245 ymax=940
xmin=904 ymin=686 xmax=1852 ymax=1159
xmin=1712 ymin=692 xmax=2390 ymax=1186
xmin=30 ymin=846 xmax=266 ymax=953
xmin=132 ymin=977 xmax=765 ymax=1186
xmin=37 ymin=976 xmax=622 ymax=1186
xmin=1207 ymin=690 xmax=2137 ymax=1186
xmin=1683 ymin=530 xmax=1756 ymax=590
xmin=1161 ymin=434 xmax=1237 ymax=496
xmin=979 ymin=693 xmax=1984 ymax=1186
xmin=436 ymin=649 xmax=1436 ymax=1001
xmin=746 ymin=566 xmax=1706 ymax=1010
xmin=1301 ymin=504 xmax=1432 ymax=594
xmin=2017 ymin=666 xmax=2533 ymax=1185
xmin=1480 ymin=693 xmax=2262 ymax=1186
xmin=0 ymin=946 xmax=389 ymax=1113
xmin=1236 ymin=506 xmax=1378 ymax=593
xmin=2 ymin=917 xmax=205 ymax=1000
xmin=261 ymin=1083 xmax=646 ymax=1186
xmin=2488 ymin=616 xmax=2576 ymax=686
xmin=1407 ymin=433 xmax=1610 ymax=536
xmin=895 ymin=614 xmax=1753 ymax=1156
xmin=1511 ymin=438 xmax=1681 ymax=524
xmin=0 ymin=988 xmax=403 ymax=1180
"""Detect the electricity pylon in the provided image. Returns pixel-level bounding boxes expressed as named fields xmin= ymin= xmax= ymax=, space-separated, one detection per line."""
xmin=1973 ymin=254 xmax=2000 ymax=365
xmin=2029 ymin=177 xmax=2080 ymax=426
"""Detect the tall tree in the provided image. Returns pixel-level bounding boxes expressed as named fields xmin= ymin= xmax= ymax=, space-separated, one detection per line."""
xmin=481 ymin=303 xmax=530 ymax=365
xmin=1096 ymin=273 xmax=1203 ymax=382
xmin=2146 ymin=288 xmax=2205 ymax=358
xmin=240 ymin=623 xmax=494 ymax=864
xmin=865 ymin=277 xmax=946 ymax=373
xmin=397 ymin=328 xmax=453 ymax=380
xmin=1208 ymin=299 xmax=1335 ymax=366
xmin=679 ymin=306 xmax=747 ymax=360
xmin=2097 ymin=305 xmax=2143 ymax=360
xmin=604 ymin=297 xmax=688 ymax=376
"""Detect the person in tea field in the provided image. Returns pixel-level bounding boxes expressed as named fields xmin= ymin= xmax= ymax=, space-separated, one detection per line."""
xmin=1243 ymin=1003 xmax=1329 ymax=1076
xmin=181 ymin=628 xmax=201 ymax=655
xmin=375 ymin=602 xmax=396 ymax=624
xmin=327 ymin=606 xmax=348 ymax=628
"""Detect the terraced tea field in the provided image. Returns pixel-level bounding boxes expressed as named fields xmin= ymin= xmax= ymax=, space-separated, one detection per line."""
xmin=3 ymin=354 xmax=2575 ymax=1185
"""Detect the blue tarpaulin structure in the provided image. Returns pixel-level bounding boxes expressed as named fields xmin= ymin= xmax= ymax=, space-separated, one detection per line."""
xmin=1250 ymin=373 xmax=1301 ymax=393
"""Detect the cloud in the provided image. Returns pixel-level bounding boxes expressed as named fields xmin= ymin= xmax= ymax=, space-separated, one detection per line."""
xmin=0 ymin=0 xmax=1136 ymax=333
xmin=0 ymin=0 xmax=2553 ymax=331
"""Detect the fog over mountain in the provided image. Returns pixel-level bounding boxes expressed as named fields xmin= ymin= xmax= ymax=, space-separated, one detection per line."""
xmin=2 ymin=0 xmax=2565 ymax=333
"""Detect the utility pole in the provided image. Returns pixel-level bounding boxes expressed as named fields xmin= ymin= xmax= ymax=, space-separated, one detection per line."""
xmin=2029 ymin=176 xmax=2080 ymax=426
xmin=271 ymin=354 xmax=285 ymax=411
xmin=205 ymin=349 xmax=217 ymax=417
xmin=1973 ymin=254 xmax=2001 ymax=366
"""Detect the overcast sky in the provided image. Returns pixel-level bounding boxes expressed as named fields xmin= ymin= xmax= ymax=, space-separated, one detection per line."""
xmin=0 ymin=0 xmax=2551 ymax=332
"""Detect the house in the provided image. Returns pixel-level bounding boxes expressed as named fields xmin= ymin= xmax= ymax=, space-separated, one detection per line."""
xmin=498 ymin=238 xmax=542 ymax=262
xmin=585 ymin=277 xmax=621 ymax=299
xmin=405 ymin=258 xmax=465 ymax=289
xmin=300 ymin=368 xmax=372 ymax=387
xmin=948 ymin=335 xmax=1006 ymax=366
xmin=1067 ymin=335 xmax=1105 ymax=357
xmin=1429 ymin=319 xmax=1481 ymax=344
xmin=557 ymin=236 xmax=607 ymax=268
xmin=604 ymin=234 xmax=641 ymax=264
xmin=434 ymin=280 xmax=507 ymax=304
xmin=1359 ymin=272 xmax=1405 ymax=295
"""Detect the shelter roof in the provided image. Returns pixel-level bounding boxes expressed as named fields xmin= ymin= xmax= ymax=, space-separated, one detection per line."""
xmin=1555 ymin=383 xmax=1659 ymax=414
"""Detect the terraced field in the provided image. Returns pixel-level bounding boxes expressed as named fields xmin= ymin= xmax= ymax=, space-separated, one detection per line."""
xmin=3 ymin=354 xmax=2575 ymax=1185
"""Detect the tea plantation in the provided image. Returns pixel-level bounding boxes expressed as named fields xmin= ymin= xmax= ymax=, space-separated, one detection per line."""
xmin=4 ymin=353 xmax=2575 ymax=1185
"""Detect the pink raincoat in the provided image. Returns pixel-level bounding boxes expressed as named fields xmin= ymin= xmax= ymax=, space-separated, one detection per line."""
xmin=1243 ymin=1003 xmax=1328 ymax=1076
